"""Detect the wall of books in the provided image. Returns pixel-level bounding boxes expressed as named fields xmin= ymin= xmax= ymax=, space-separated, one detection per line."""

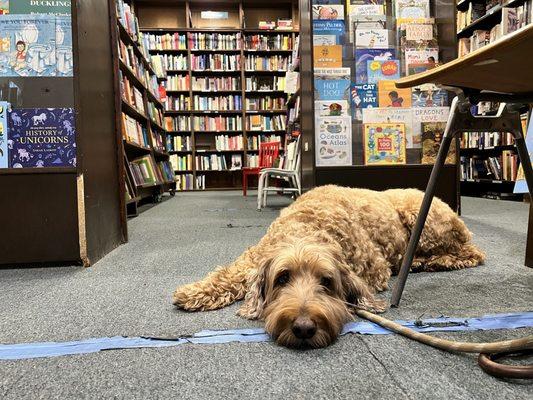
xmin=311 ymin=0 xmax=453 ymax=167
xmin=0 ymin=1 xmax=75 ymax=169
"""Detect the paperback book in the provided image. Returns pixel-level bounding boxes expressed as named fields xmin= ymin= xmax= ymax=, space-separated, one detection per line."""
xmin=394 ymin=0 xmax=430 ymax=19
xmin=364 ymin=122 xmax=407 ymax=165
xmin=398 ymin=18 xmax=438 ymax=50
xmin=312 ymin=5 xmax=345 ymax=20
xmin=378 ymin=81 xmax=412 ymax=108
xmin=313 ymin=45 xmax=343 ymax=68
xmin=362 ymin=107 xmax=414 ymax=148
xmin=315 ymin=116 xmax=352 ymax=166
xmin=315 ymin=100 xmax=350 ymax=117
xmin=421 ymin=122 xmax=456 ymax=164
xmin=411 ymin=107 xmax=450 ymax=148
xmin=8 ymin=108 xmax=76 ymax=168
xmin=348 ymin=12 xmax=387 ymax=44
xmin=314 ymin=68 xmax=351 ymax=101
xmin=354 ymin=28 xmax=391 ymax=48
xmin=0 ymin=101 xmax=7 ymax=168
xmin=351 ymin=83 xmax=377 ymax=120
xmin=411 ymin=84 xmax=448 ymax=107
xmin=366 ymin=59 xmax=400 ymax=83
xmin=55 ymin=15 xmax=73 ymax=77
xmin=404 ymin=48 xmax=438 ymax=75
xmin=0 ymin=0 xmax=8 ymax=14
xmin=8 ymin=0 xmax=72 ymax=15
xmin=355 ymin=48 xmax=395 ymax=83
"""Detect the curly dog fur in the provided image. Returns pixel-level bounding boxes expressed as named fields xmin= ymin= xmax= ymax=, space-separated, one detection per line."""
xmin=173 ymin=185 xmax=485 ymax=348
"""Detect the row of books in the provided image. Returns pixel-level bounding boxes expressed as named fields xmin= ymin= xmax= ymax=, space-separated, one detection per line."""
xmin=245 ymin=76 xmax=286 ymax=92
xmin=147 ymin=102 xmax=164 ymax=127
xmin=460 ymin=131 xmax=516 ymax=149
xmin=122 ymin=113 xmax=149 ymax=147
xmin=120 ymin=71 xmax=145 ymax=115
xmin=165 ymin=95 xmax=191 ymax=111
xmin=244 ymin=34 xmax=294 ymax=51
xmin=170 ymin=154 xmax=193 ymax=171
xmin=151 ymin=54 xmax=188 ymax=76
xmin=247 ymin=135 xmax=283 ymax=151
xmin=196 ymin=154 xmax=242 ymax=171
xmin=193 ymin=116 xmax=242 ymax=131
xmin=245 ymin=97 xmax=286 ymax=111
xmin=118 ymin=41 xmax=149 ymax=87
xmin=145 ymin=32 xmax=187 ymax=51
xmin=460 ymin=152 xmax=519 ymax=182
xmin=116 ymin=0 xmax=141 ymax=43
xmin=129 ymin=155 xmax=168 ymax=186
xmin=151 ymin=130 xmax=165 ymax=152
xmin=168 ymin=135 xmax=191 ymax=152
xmin=192 ymin=76 xmax=241 ymax=91
xmin=247 ymin=115 xmax=286 ymax=131
xmin=192 ymin=95 xmax=242 ymax=111
xmin=244 ymin=55 xmax=292 ymax=71
xmin=191 ymin=54 xmax=241 ymax=71
xmin=163 ymin=75 xmax=190 ymax=91
xmin=159 ymin=160 xmax=176 ymax=182
xmin=189 ymin=33 xmax=242 ymax=50
xmin=176 ymin=174 xmax=195 ymax=191
xmin=165 ymin=115 xmax=190 ymax=131
xmin=214 ymin=135 xmax=244 ymax=151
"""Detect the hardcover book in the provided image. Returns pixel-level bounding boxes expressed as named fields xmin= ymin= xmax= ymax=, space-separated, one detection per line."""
xmin=0 ymin=0 xmax=8 ymax=14
xmin=366 ymin=59 xmax=400 ymax=84
xmin=348 ymin=13 xmax=388 ymax=44
xmin=351 ymin=83 xmax=377 ymax=120
xmin=314 ymin=68 xmax=351 ymax=101
xmin=394 ymin=0 xmax=430 ymax=19
xmin=355 ymin=48 xmax=395 ymax=83
xmin=404 ymin=48 xmax=438 ymax=74
xmin=315 ymin=116 xmax=352 ymax=166
xmin=421 ymin=122 xmax=456 ymax=164
xmin=0 ymin=101 xmax=8 ymax=168
xmin=312 ymin=5 xmax=345 ymax=20
xmin=364 ymin=123 xmax=407 ymax=165
xmin=55 ymin=15 xmax=73 ymax=77
xmin=313 ymin=20 xmax=345 ymax=43
xmin=313 ymin=45 xmax=343 ymax=68
xmin=411 ymin=107 xmax=450 ymax=148
xmin=378 ymin=81 xmax=411 ymax=108
xmin=8 ymin=108 xmax=76 ymax=168
xmin=313 ymin=35 xmax=337 ymax=45
xmin=315 ymin=100 xmax=350 ymax=117
xmin=0 ymin=14 xmax=57 ymax=77
xmin=354 ymin=28 xmax=391 ymax=48
xmin=363 ymin=107 xmax=415 ymax=148
xmin=9 ymin=0 xmax=71 ymax=15
xmin=398 ymin=18 xmax=438 ymax=50
xmin=411 ymin=84 xmax=448 ymax=107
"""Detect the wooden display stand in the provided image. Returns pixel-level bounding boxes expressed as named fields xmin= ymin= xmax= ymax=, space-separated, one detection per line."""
xmin=0 ymin=1 xmax=125 ymax=267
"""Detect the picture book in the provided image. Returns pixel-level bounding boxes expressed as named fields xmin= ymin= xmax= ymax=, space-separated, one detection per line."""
xmin=312 ymin=5 xmax=345 ymax=20
xmin=351 ymin=83 xmax=377 ymax=120
xmin=0 ymin=101 xmax=8 ymax=168
xmin=315 ymin=100 xmax=350 ymax=117
xmin=412 ymin=84 xmax=448 ymax=107
xmin=314 ymin=68 xmax=351 ymax=101
xmin=421 ymin=122 xmax=456 ymax=164
xmin=8 ymin=108 xmax=76 ymax=168
xmin=350 ymin=4 xmax=384 ymax=16
xmin=348 ymin=13 xmax=387 ymax=43
xmin=378 ymin=81 xmax=411 ymax=108
xmin=8 ymin=0 xmax=71 ymax=15
xmin=411 ymin=107 xmax=450 ymax=148
xmin=394 ymin=0 xmax=430 ymax=19
xmin=398 ymin=18 xmax=438 ymax=49
xmin=313 ymin=45 xmax=342 ymax=68
xmin=364 ymin=123 xmax=406 ymax=165
xmin=366 ymin=59 xmax=400 ymax=84
xmin=0 ymin=1 xmax=8 ymax=14
xmin=313 ymin=20 xmax=345 ymax=44
xmin=313 ymin=35 xmax=337 ymax=46
xmin=362 ymin=107 xmax=414 ymax=148
xmin=407 ymin=62 xmax=431 ymax=75
xmin=315 ymin=116 xmax=352 ymax=166
xmin=55 ymin=15 xmax=73 ymax=77
xmin=0 ymin=14 xmax=57 ymax=77
xmin=355 ymin=48 xmax=395 ymax=83
xmin=354 ymin=28 xmax=390 ymax=48
xmin=404 ymin=48 xmax=438 ymax=74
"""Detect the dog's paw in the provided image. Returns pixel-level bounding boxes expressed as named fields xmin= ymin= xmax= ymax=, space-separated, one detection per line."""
xmin=172 ymin=285 xmax=199 ymax=310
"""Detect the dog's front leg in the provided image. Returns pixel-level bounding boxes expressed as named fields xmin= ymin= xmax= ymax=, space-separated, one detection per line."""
xmin=172 ymin=249 xmax=256 ymax=311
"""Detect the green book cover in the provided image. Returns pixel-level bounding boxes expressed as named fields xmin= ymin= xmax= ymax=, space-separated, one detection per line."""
xmin=10 ymin=0 xmax=71 ymax=15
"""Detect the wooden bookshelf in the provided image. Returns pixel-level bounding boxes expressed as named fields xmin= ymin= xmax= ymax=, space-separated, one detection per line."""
xmin=133 ymin=0 xmax=299 ymax=191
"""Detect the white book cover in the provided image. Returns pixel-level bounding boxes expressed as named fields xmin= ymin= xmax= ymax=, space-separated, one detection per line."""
xmin=351 ymin=5 xmax=385 ymax=17
xmin=312 ymin=5 xmax=345 ymax=20
xmin=315 ymin=116 xmax=352 ymax=166
xmin=354 ymin=28 xmax=391 ymax=48
xmin=314 ymin=100 xmax=350 ymax=117
xmin=412 ymin=107 xmax=450 ymax=148
xmin=313 ymin=35 xmax=337 ymax=46
xmin=395 ymin=0 xmax=431 ymax=19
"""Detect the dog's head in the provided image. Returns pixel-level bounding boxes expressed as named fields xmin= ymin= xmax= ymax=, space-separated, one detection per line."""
xmin=238 ymin=239 xmax=386 ymax=348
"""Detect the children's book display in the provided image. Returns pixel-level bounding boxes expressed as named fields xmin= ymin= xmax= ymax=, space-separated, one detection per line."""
xmin=0 ymin=3 xmax=76 ymax=170
xmin=312 ymin=0 xmax=451 ymax=166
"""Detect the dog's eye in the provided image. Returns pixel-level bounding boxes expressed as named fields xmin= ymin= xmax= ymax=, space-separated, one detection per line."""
xmin=275 ymin=271 xmax=290 ymax=286
xmin=320 ymin=277 xmax=333 ymax=289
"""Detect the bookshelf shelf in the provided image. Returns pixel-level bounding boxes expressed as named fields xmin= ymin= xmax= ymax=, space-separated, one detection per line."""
xmin=122 ymin=101 xmax=148 ymax=121
xmin=245 ymin=70 xmax=288 ymax=74
xmin=196 ymin=150 xmax=245 ymax=153
xmin=149 ymin=49 xmax=188 ymax=53
xmin=461 ymin=178 xmax=516 ymax=184
xmin=190 ymin=49 xmax=242 ymax=53
xmin=243 ymin=49 xmax=294 ymax=53
xmin=457 ymin=5 xmax=504 ymax=38
xmin=195 ymin=130 xmax=243 ymax=134
xmin=123 ymin=140 xmax=152 ymax=153
xmin=245 ymin=110 xmax=286 ymax=114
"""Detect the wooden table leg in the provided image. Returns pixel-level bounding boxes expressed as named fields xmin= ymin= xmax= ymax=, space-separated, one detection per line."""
xmin=526 ymin=202 xmax=533 ymax=267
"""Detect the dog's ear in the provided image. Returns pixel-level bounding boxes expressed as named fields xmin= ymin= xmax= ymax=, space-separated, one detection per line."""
xmin=237 ymin=257 xmax=270 ymax=320
xmin=341 ymin=269 xmax=387 ymax=313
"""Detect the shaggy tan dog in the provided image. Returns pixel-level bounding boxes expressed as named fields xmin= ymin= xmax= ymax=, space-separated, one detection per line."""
xmin=172 ymin=185 xmax=485 ymax=348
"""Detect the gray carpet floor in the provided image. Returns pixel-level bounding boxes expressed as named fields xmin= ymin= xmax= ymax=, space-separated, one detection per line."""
xmin=0 ymin=192 xmax=532 ymax=399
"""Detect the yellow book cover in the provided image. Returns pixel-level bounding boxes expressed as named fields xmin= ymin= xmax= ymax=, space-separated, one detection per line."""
xmin=364 ymin=123 xmax=407 ymax=165
xmin=313 ymin=45 xmax=342 ymax=68
xmin=378 ymin=81 xmax=412 ymax=108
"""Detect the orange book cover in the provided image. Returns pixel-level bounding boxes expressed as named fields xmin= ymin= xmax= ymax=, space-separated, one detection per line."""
xmin=313 ymin=45 xmax=342 ymax=68
xmin=378 ymin=81 xmax=412 ymax=108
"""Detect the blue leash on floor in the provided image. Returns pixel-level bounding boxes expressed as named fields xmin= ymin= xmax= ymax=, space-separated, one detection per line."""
xmin=1 ymin=312 xmax=532 ymax=360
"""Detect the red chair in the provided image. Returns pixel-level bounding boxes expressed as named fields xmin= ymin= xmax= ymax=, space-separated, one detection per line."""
xmin=242 ymin=141 xmax=280 ymax=196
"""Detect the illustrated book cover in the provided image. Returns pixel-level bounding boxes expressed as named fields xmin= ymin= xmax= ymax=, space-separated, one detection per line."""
xmin=362 ymin=107 xmax=415 ymax=148
xmin=411 ymin=84 xmax=448 ymax=107
xmin=315 ymin=116 xmax=352 ymax=166
xmin=351 ymin=83 xmax=377 ymax=120
xmin=313 ymin=45 xmax=343 ymax=68
xmin=0 ymin=101 xmax=8 ymax=168
xmin=378 ymin=80 xmax=412 ymax=108
xmin=314 ymin=68 xmax=351 ymax=101
xmin=8 ymin=0 xmax=71 ymax=15
xmin=411 ymin=107 xmax=450 ymax=148
xmin=394 ymin=0 xmax=430 ymax=19
xmin=354 ymin=28 xmax=391 ymax=48
xmin=55 ymin=15 xmax=73 ymax=77
xmin=312 ymin=5 xmax=345 ymax=20
xmin=315 ymin=100 xmax=350 ymax=117
xmin=364 ymin=122 xmax=407 ymax=165
xmin=366 ymin=59 xmax=400 ymax=84
xmin=355 ymin=48 xmax=395 ymax=83
xmin=8 ymin=108 xmax=76 ymax=168
xmin=421 ymin=122 xmax=456 ymax=164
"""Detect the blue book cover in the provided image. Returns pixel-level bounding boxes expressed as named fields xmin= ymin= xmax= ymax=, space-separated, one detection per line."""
xmin=355 ymin=49 xmax=395 ymax=84
xmin=0 ymin=14 xmax=57 ymax=77
xmin=412 ymin=86 xmax=448 ymax=107
xmin=9 ymin=108 xmax=76 ymax=168
xmin=313 ymin=20 xmax=345 ymax=42
xmin=0 ymin=101 xmax=8 ymax=168
xmin=351 ymin=84 xmax=377 ymax=120
xmin=55 ymin=16 xmax=73 ymax=77
xmin=366 ymin=59 xmax=400 ymax=84
xmin=314 ymin=69 xmax=351 ymax=101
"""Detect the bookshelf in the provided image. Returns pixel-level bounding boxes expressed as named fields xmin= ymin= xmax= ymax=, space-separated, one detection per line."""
xmin=456 ymin=0 xmax=532 ymax=200
xmin=134 ymin=0 xmax=300 ymax=191
xmin=114 ymin=1 xmax=177 ymax=216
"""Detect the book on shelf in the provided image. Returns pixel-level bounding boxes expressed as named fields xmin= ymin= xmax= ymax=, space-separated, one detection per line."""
xmin=246 ymin=115 xmax=286 ymax=131
xmin=313 ymin=45 xmax=343 ymax=68
xmin=151 ymin=54 xmax=188 ymax=76
xmin=245 ymin=54 xmax=292 ymax=71
xmin=145 ymin=32 xmax=187 ymax=50
xmin=193 ymin=115 xmax=242 ymax=131
xmin=363 ymin=123 xmax=407 ymax=165
xmin=245 ymin=34 xmax=293 ymax=51
xmin=170 ymin=154 xmax=193 ymax=171
xmin=188 ymin=32 xmax=242 ymax=50
xmin=246 ymin=96 xmax=286 ymax=111
xmin=351 ymin=84 xmax=377 ymax=120
xmin=165 ymin=115 xmax=190 ymax=131
xmin=354 ymin=28 xmax=392 ymax=48
xmin=120 ymin=71 xmax=146 ymax=114
xmin=195 ymin=154 xmax=239 ymax=171
xmin=258 ymin=21 xmax=276 ymax=30
xmin=284 ymin=71 xmax=299 ymax=94
xmin=122 ymin=113 xmax=149 ymax=147
xmin=460 ymin=131 xmax=516 ymax=149
xmin=461 ymin=153 xmax=519 ymax=182
xmin=246 ymin=76 xmax=286 ymax=91
xmin=129 ymin=155 xmax=161 ymax=186
xmin=213 ymin=135 xmax=244 ymax=151
xmin=193 ymin=95 xmax=242 ymax=111
xmin=163 ymin=74 xmax=190 ymax=91
xmin=158 ymin=160 xmax=176 ymax=183
xmin=276 ymin=19 xmax=294 ymax=30
xmin=175 ymin=173 xmax=194 ymax=191
xmin=314 ymin=68 xmax=351 ymax=101
xmin=394 ymin=0 xmax=431 ymax=19
xmin=411 ymin=84 xmax=448 ymax=107
xmin=191 ymin=54 xmax=241 ymax=71
xmin=170 ymin=135 xmax=191 ymax=152
xmin=366 ymin=59 xmax=400 ymax=84
xmin=312 ymin=5 xmax=345 ymax=21
xmin=355 ymin=48 xmax=396 ymax=83
xmin=193 ymin=76 xmax=241 ymax=91
xmin=165 ymin=94 xmax=191 ymax=111
xmin=421 ymin=122 xmax=456 ymax=165
xmin=247 ymin=135 xmax=283 ymax=151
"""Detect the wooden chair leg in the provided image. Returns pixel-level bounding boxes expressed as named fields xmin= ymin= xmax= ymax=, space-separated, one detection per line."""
xmin=243 ymin=172 xmax=247 ymax=196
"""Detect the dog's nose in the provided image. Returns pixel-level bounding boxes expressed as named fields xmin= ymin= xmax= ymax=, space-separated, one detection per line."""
xmin=292 ymin=317 xmax=317 ymax=339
